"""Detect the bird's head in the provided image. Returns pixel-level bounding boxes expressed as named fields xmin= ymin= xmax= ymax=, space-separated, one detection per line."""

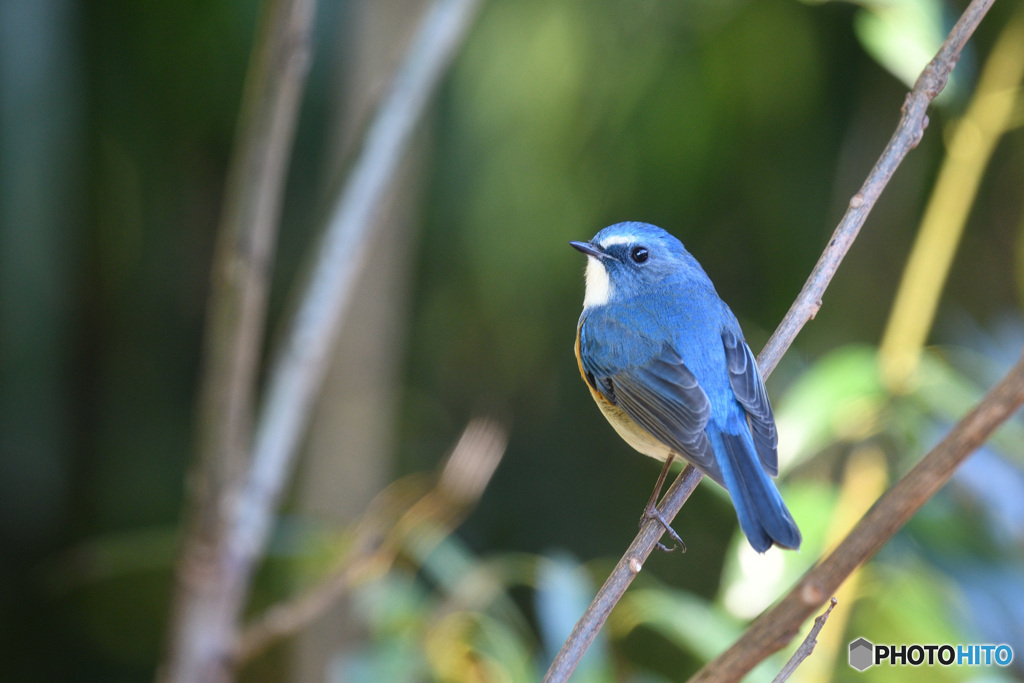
xmin=570 ymin=222 xmax=696 ymax=308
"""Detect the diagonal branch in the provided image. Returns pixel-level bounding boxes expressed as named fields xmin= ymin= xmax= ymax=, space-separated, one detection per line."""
xmin=757 ymin=0 xmax=996 ymax=378
xmin=542 ymin=0 xmax=997 ymax=680
xmin=880 ymin=11 xmax=1024 ymax=389
xmin=232 ymin=418 xmax=507 ymax=664
xmin=691 ymin=351 xmax=1024 ymax=681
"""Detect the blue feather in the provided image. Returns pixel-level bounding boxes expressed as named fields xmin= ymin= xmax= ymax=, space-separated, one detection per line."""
xmin=710 ymin=412 xmax=801 ymax=552
xmin=572 ymin=222 xmax=802 ymax=552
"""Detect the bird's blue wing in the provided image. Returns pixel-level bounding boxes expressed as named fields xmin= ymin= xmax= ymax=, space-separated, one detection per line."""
xmin=579 ymin=312 xmax=720 ymax=483
xmin=722 ymin=330 xmax=778 ymax=476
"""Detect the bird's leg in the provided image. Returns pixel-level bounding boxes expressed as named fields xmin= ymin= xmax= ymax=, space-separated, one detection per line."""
xmin=640 ymin=453 xmax=686 ymax=553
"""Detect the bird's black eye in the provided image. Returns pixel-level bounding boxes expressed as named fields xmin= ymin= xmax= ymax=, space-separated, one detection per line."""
xmin=630 ymin=246 xmax=649 ymax=263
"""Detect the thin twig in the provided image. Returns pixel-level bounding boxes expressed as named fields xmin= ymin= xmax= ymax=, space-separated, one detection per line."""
xmin=542 ymin=466 xmax=703 ymax=683
xmin=772 ymin=597 xmax=838 ymax=683
xmin=879 ymin=12 xmax=1024 ymax=389
xmin=162 ymin=0 xmax=316 ymax=680
xmin=162 ymin=1 xmax=483 ymax=681
xmin=692 ymin=352 xmax=1024 ymax=681
xmin=232 ymin=418 xmax=507 ymax=664
xmin=758 ymin=0 xmax=995 ymax=378
xmin=542 ymin=1 xmax=996 ymax=680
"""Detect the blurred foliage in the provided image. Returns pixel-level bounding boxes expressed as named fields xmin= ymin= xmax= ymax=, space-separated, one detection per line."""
xmin=305 ymin=344 xmax=1024 ymax=682
xmin=1 ymin=0 xmax=1024 ymax=681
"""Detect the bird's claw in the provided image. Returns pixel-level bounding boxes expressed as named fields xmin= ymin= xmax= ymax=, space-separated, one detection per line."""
xmin=641 ymin=503 xmax=686 ymax=553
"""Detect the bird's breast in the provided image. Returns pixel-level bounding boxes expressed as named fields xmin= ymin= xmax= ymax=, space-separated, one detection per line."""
xmin=575 ymin=319 xmax=674 ymax=462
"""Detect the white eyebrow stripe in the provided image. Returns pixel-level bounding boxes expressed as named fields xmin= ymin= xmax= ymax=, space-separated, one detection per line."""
xmin=598 ymin=235 xmax=633 ymax=248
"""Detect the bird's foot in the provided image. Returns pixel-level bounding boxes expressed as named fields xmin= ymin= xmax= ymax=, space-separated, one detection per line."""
xmin=641 ymin=503 xmax=686 ymax=553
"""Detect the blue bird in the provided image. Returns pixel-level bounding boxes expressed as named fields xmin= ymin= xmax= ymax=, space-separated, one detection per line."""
xmin=571 ymin=222 xmax=801 ymax=552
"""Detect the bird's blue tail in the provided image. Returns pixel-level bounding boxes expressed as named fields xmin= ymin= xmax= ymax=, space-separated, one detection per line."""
xmin=710 ymin=415 xmax=801 ymax=552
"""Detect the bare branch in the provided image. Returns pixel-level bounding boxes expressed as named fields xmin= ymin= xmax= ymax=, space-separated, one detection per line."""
xmin=542 ymin=1 xmax=997 ymax=680
xmin=772 ymin=598 xmax=838 ymax=683
xmin=692 ymin=352 xmax=1024 ymax=681
xmin=163 ymin=0 xmax=316 ymax=679
xmin=232 ymin=0 xmax=483 ymax=603
xmin=880 ymin=12 xmax=1024 ymax=389
xmin=161 ymin=0 xmax=483 ymax=680
xmin=541 ymin=469 xmax=704 ymax=683
xmin=757 ymin=0 xmax=996 ymax=379
xmin=232 ymin=418 xmax=508 ymax=664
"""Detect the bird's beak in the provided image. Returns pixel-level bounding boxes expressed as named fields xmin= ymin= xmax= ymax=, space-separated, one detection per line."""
xmin=569 ymin=241 xmax=608 ymax=259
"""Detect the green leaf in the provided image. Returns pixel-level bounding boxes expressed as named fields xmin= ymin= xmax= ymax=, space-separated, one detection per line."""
xmin=615 ymin=587 xmax=741 ymax=661
xmin=534 ymin=552 xmax=615 ymax=683
xmin=774 ymin=345 xmax=887 ymax=467
xmin=854 ymin=0 xmax=948 ymax=93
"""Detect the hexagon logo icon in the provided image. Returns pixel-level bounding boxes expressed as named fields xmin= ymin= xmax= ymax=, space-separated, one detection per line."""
xmin=849 ymin=638 xmax=874 ymax=671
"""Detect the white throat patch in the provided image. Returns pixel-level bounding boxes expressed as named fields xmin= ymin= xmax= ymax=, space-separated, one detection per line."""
xmin=583 ymin=256 xmax=612 ymax=308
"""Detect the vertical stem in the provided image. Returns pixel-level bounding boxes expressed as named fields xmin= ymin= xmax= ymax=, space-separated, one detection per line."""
xmin=880 ymin=13 xmax=1024 ymax=390
xmin=162 ymin=0 xmax=316 ymax=680
xmin=163 ymin=0 xmax=483 ymax=680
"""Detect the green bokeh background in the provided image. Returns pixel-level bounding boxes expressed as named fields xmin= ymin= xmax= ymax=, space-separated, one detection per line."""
xmin=2 ymin=0 xmax=1023 ymax=680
